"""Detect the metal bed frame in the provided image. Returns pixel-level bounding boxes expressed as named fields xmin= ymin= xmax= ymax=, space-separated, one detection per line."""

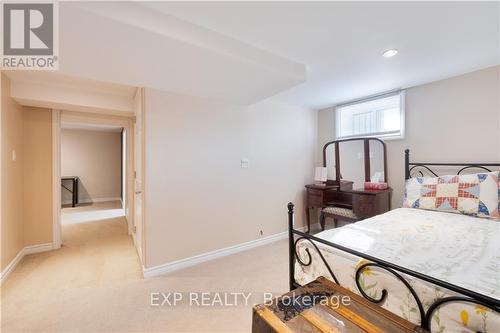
xmin=288 ymin=149 xmax=500 ymax=331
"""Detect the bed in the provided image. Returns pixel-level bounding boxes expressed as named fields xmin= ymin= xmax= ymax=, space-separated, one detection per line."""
xmin=288 ymin=149 xmax=500 ymax=332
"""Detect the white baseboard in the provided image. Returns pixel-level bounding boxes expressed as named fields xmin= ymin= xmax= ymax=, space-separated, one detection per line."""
xmin=0 ymin=243 xmax=54 ymax=285
xmin=24 ymin=243 xmax=55 ymax=255
xmin=143 ymin=231 xmax=287 ymax=278
xmin=0 ymin=249 xmax=25 ymax=285
xmin=62 ymin=197 xmax=121 ymax=205
xmin=143 ymin=224 xmax=316 ymax=278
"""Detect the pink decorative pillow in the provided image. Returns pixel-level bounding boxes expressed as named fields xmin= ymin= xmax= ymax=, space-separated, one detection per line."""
xmin=403 ymin=172 xmax=500 ymax=218
xmin=364 ymin=182 xmax=388 ymax=190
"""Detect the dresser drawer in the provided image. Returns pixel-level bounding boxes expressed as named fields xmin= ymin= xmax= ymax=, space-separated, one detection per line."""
xmin=352 ymin=194 xmax=376 ymax=217
xmin=307 ymin=189 xmax=324 ymax=207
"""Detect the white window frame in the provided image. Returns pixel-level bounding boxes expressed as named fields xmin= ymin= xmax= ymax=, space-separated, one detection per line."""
xmin=335 ymin=90 xmax=405 ymax=140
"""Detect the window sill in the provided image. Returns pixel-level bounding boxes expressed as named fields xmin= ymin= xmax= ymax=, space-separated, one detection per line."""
xmin=336 ymin=134 xmax=405 ymax=141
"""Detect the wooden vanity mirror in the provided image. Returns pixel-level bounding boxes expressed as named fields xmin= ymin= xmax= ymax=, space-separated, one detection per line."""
xmin=322 ymin=138 xmax=388 ymax=187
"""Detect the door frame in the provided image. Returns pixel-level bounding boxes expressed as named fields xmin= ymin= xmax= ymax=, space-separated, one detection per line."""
xmin=132 ymin=88 xmax=145 ymax=265
xmin=52 ymin=109 xmax=136 ymax=249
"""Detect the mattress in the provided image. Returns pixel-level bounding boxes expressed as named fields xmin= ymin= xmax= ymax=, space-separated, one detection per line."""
xmin=294 ymin=208 xmax=500 ymax=332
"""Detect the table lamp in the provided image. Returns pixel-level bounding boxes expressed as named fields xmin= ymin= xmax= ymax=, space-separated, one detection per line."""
xmin=314 ymin=167 xmax=327 ymax=184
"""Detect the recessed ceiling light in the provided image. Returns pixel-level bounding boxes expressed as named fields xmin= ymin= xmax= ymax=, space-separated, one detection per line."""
xmin=382 ymin=49 xmax=398 ymax=58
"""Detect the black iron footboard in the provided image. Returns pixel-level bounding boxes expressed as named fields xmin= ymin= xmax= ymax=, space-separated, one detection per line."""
xmin=287 ymin=202 xmax=500 ymax=332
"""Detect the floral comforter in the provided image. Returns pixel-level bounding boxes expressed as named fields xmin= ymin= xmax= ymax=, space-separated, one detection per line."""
xmin=294 ymin=208 xmax=499 ymax=332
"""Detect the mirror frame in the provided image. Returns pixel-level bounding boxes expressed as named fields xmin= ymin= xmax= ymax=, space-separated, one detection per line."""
xmin=322 ymin=137 xmax=387 ymax=185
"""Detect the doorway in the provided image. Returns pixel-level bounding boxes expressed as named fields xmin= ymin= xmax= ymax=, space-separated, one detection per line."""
xmin=60 ymin=123 xmax=124 ymax=230
xmin=53 ymin=111 xmax=138 ymax=253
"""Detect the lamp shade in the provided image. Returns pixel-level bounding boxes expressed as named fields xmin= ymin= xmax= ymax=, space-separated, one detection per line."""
xmin=314 ymin=167 xmax=327 ymax=182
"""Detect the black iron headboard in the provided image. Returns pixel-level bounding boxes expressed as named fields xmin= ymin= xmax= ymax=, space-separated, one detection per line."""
xmin=404 ymin=149 xmax=500 ymax=180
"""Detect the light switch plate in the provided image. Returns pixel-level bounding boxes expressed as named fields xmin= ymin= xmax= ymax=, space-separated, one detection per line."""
xmin=241 ymin=158 xmax=250 ymax=168
xmin=12 ymin=150 xmax=16 ymax=161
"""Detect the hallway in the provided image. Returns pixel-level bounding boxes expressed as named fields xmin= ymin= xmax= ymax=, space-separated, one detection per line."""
xmin=61 ymin=200 xmax=126 ymax=225
xmin=1 ymin=211 xmax=287 ymax=332
xmin=1 ymin=202 xmax=142 ymax=331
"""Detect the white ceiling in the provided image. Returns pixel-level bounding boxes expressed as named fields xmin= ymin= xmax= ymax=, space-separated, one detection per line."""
xmin=56 ymin=2 xmax=306 ymax=105
xmin=5 ymin=71 xmax=136 ymax=116
xmin=11 ymin=2 xmax=498 ymax=111
xmin=143 ymin=1 xmax=500 ymax=109
xmin=5 ymin=71 xmax=137 ymax=98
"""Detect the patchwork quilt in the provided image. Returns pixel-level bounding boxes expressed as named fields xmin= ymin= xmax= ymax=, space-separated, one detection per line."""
xmin=403 ymin=172 xmax=500 ymax=218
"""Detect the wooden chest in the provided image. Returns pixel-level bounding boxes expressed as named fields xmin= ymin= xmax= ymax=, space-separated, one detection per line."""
xmin=252 ymin=277 xmax=427 ymax=333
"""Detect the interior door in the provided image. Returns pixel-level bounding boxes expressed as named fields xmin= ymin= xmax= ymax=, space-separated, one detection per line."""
xmin=133 ymin=89 xmax=144 ymax=263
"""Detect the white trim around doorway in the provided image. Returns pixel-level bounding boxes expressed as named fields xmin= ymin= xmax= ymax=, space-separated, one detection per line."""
xmin=52 ymin=109 xmax=62 ymax=249
xmin=52 ymin=110 xmax=136 ymax=249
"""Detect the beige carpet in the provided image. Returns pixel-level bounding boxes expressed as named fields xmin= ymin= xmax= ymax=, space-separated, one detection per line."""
xmin=1 ymin=202 xmax=290 ymax=332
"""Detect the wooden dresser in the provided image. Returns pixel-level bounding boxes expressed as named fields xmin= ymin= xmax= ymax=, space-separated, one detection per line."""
xmin=306 ymin=137 xmax=393 ymax=231
xmin=252 ymin=277 xmax=427 ymax=333
xmin=305 ymin=184 xmax=391 ymax=232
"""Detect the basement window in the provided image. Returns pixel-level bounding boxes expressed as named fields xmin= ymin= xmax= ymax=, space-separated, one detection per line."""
xmin=336 ymin=91 xmax=405 ymax=140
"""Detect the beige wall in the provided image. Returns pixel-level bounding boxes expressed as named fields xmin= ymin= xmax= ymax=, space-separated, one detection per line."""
xmin=144 ymin=89 xmax=317 ymax=268
xmin=1 ymin=73 xmax=24 ymax=271
xmin=23 ymin=107 xmax=53 ymax=246
xmin=318 ymin=66 xmax=500 ymax=208
xmin=1 ymin=74 xmax=53 ymax=271
xmin=61 ymin=129 xmax=122 ymax=204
